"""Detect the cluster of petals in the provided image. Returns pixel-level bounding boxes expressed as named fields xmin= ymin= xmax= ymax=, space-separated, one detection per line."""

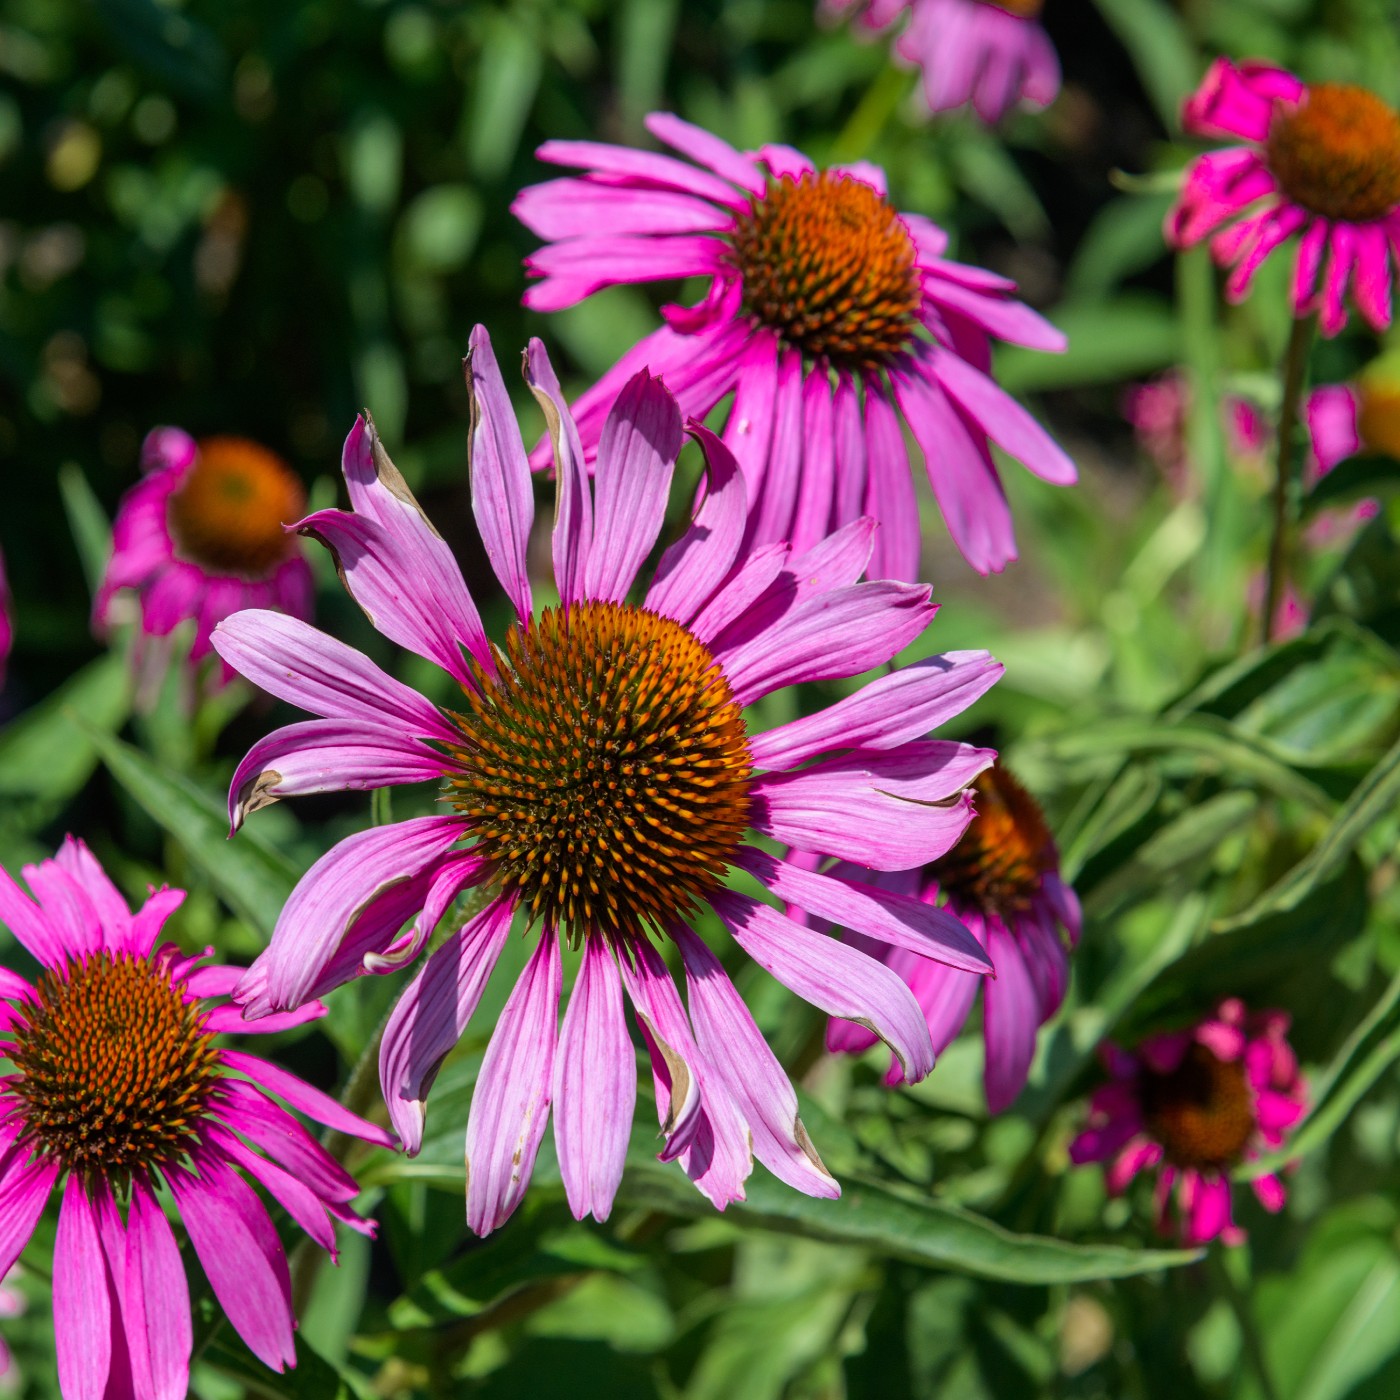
xmin=1069 ymin=999 xmax=1307 ymax=1246
xmin=1168 ymin=59 xmax=1400 ymax=337
xmin=95 ymin=427 xmax=312 ymax=695
xmin=821 ymin=0 xmax=1060 ymax=124
xmin=513 ymin=113 xmax=1073 ymax=576
xmin=0 ymin=837 xmax=388 ymax=1398
xmin=824 ymin=829 xmax=1080 ymax=1112
xmin=213 ymin=326 xmax=1006 ymax=1234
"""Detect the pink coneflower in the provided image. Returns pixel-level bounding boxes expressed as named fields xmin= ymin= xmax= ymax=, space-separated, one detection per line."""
xmin=213 ymin=327 xmax=1005 ymax=1233
xmin=1169 ymin=59 xmax=1400 ymax=337
xmin=1069 ymin=999 xmax=1307 ymax=1245
xmin=0 ymin=836 xmax=388 ymax=1397
xmin=95 ymin=428 xmax=313 ymax=696
xmin=827 ymin=762 xmax=1079 ymax=1111
xmin=822 ymin=0 xmax=1060 ymax=124
xmin=513 ymin=117 xmax=1072 ymax=577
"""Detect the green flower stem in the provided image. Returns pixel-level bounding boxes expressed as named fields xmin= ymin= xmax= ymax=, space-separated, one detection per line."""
xmin=1261 ymin=316 xmax=1315 ymax=645
xmin=1211 ymin=1248 xmax=1280 ymax=1400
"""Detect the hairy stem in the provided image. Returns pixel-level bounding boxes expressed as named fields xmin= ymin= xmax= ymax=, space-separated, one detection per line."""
xmin=1261 ymin=316 xmax=1314 ymax=645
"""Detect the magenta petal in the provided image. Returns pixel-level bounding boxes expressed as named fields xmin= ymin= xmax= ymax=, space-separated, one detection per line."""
xmin=752 ymin=741 xmax=991 ymax=869
xmin=54 ymin=836 xmax=131 ymax=933
xmin=689 ymin=543 xmax=789 ymax=645
xmin=123 ymin=1179 xmax=191 ymax=1400
xmin=465 ymin=931 xmax=562 ymax=1236
xmin=170 ymin=1156 xmax=295 ymax=1371
xmin=644 ymin=112 xmax=766 ymax=195
xmin=675 ymin=925 xmax=840 ymax=1199
xmin=738 ymin=850 xmax=991 ymax=974
xmin=711 ymin=890 xmax=935 ymax=1082
xmin=981 ymin=922 xmax=1038 ymax=1113
xmin=227 ymin=718 xmax=445 ymax=830
xmin=863 ymin=381 xmax=921 ymax=583
xmin=513 ymin=179 xmax=731 ymax=239
xmin=337 ymin=417 xmax=493 ymax=673
xmin=534 ymin=138 xmax=744 ymax=208
xmin=745 ymin=348 xmax=808 ymax=548
xmin=249 ymin=814 xmax=465 ymax=1012
xmin=721 ymin=332 xmax=780 ymax=502
xmin=19 ymin=860 xmax=103 ymax=961
xmin=55 ymin=1174 xmax=113 ymax=1400
xmin=553 ymin=937 xmax=635 ymax=1223
xmin=787 ymin=370 xmax=837 ymax=554
xmin=524 ymin=338 xmax=594 ymax=606
xmin=584 ymin=370 xmax=684 ymax=603
xmin=1185 ymin=1172 xmax=1234 ymax=1245
xmin=378 ymin=896 xmax=514 ymax=1154
xmin=832 ymin=374 xmax=868 ymax=529
xmin=718 ymin=579 xmax=935 ymax=705
xmin=646 ymin=424 xmax=748 ymax=626
xmin=750 ymin=650 xmax=1002 ymax=770
xmin=222 ymin=1048 xmax=396 ymax=1148
xmin=212 ymin=610 xmax=460 ymax=745
xmin=208 ymin=1125 xmax=337 ymax=1256
xmin=0 ymin=1145 xmax=58 ymax=1278
xmin=0 ymin=863 xmax=66 ymax=966
xmin=467 ymin=325 xmax=536 ymax=622
xmin=1253 ymin=1173 xmax=1287 ymax=1213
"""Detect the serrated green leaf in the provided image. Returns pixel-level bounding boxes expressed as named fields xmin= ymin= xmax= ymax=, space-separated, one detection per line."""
xmin=82 ymin=724 xmax=299 ymax=938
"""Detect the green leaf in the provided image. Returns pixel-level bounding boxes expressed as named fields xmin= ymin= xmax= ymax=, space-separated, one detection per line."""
xmin=1214 ymin=732 xmax=1400 ymax=933
xmin=57 ymin=461 xmax=112 ymax=599
xmin=1065 ymin=193 xmax=1176 ymax=301
xmin=0 ymin=653 xmax=131 ymax=836
xmin=996 ymin=297 xmax=1181 ymax=393
xmin=1091 ymin=0 xmax=1199 ymax=130
xmin=1303 ymin=454 xmax=1400 ymax=516
xmin=201 ymin=1331 xmax=371 ymax=1399
xmin=1244 ymin=965 xmax=1400 ymax=1179
xmin=83 ymin=724 xmax=299 ymax=938
xmin=618 ymin=1151 xmax=1198 ymax=1284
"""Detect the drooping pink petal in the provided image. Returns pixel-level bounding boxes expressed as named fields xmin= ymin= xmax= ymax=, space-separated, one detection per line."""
xmin=524 ymin=338 xmax=593 ymax=606
xmin=688 ymin=543 xmax=789 ymax=645
xmin=750 ymin=650 xmax=1003 ymax=769
xmin=1253 ymin=1173 xmax=1288 ymax=1213
xmin=1183 ymin=1171 xmax=1234 ymax=1245
xmin=123 ymin=1178 xmax=191 ymax=1400
xmin=54 ymin=1173 xmax=113 ymax=1400
xmin=379 ymin=896 xmax=515 ymax=1154
xmin=465 ymin=930 xmax=562 ymax=1236
xmin=0 ymin=1145 xmax=59 ymax=1278
xmin=745 ymin=348 xmax=808 ymax=549
xmin=170 ymin=1156 xmax=295 ymax=1372
xmin=862 ymin=381 xmax=920 ymax=582
xmin=720 ymin=332 xmax=781 ymax=503
xmin=585 ymin=370 xmax=684 ymax=602
xmin=221 ymin=1049 xmax=396 ymax=1147
xmin=227 ymin=718 xmax=446 ymax=830
xmin=737 ymin=849 xmax=991 ymax=974
xmin=207 ymin=1124 xmax=340 ymax=1256
xmin=711 ymin=890 xmax=935 ymax=1082
xmin=752 ymin=741 xmax=989 ymax=869
xmin=245 ymin=814 xmax=466 ymax=1012
xmin=553 ymin=937 xmax=635 ymax=1223
xmin=646 ymin=424 xmax=748 ymax=625
xmin=212 ymin=610 xmax=460 ymax=745
xmin=981 ymin=922 xmax=1039 ymax=1113
xmin=675 ymin=925 xmax=839 ymax=1199
xmin=467 ymin=325 xmax=536 ymax=622
xmin=831 ymin=374 xmax=868 ymax=530
xmin=788 ymin=369 xmax=837 ymax=554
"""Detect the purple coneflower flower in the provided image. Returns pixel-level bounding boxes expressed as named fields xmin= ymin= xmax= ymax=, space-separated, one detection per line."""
xmin=1069 ymin=999 xmax=1307 ymax=1246
xmin=213 ymin=327 xmax=1004 ymax=1234
xmin=95 ymin=428 xmax=313 ymax=696
xmin=826 ymin=762 xmax=1079 ymax=1111
xmin=822 ymin=0 xmax=1060 ymax=124
xmin=512 ymin=117 xmax=1072 ymax=576
xmin=0 ymin=837 xmax=387 ymax=1397
xmin=1169 ymin=59 xmax=1400 ymax=337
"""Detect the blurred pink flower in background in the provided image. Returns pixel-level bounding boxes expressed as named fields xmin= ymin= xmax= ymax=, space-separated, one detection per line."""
xmin=1169 ymin=59 xmax=1400 ymax=336
xmin=821 ymin=0 xmax=1060 ymax=124
xmin=215 ymin=328 xmax=1005 ymax=1234
xmin=827 ymin=762 xmax=1080 ymax=1112
xmin=514 ymin=115 xmax=1072 ymax=576
xmin=0 ymin=838 xmax=387 ymax=1397
xmin=1070 ymin=999 xmax=1307 ymax=1245
xmin=94 ymin=428 xmax=313 ymax=701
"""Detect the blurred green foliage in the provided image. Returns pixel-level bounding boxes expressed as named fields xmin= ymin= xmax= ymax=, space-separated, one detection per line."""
xmin=6 ymin=0 xmax=1400 ymax=1397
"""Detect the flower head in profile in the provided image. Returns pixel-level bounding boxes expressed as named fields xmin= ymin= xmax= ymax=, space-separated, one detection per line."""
xmin=822 ymin=0 xmax=1060 ymax=124
xmin=0 ymin=837 xmax=388 ymax=1397
xmin=1169 ymin=59 xmax=1400 ymax=336
xmin=1069 ymin=999 xmax=1307 ymax=1245
xmin=512 ymin=116 xmax=1072 ymax=577
xmin=827 ymin=762 xmax=1079 ymax=1111
xmin=214 ymin=326 xmax=1004 ymax=1234
xmin=95 ymin=428 xmax=313 ymax=698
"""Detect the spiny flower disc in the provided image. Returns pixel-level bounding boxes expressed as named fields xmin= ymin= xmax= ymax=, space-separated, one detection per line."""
xmin=446 ymin=601 xmax=754 ymax=941
xmin=730 ymin=171 xmax=921 ymax=370
xmin=7 ymin=952 xmax=220 ymax=1179
xmin=1265 ymin=83 xmax=1400 ymax=224
xmin=168 ymin=436 xmax=306 ymax=576
xmin=930 ymin=763 xmax=1055 ymax=918
xmin=1140 ymin=1042 xmax=1255 ymax=1171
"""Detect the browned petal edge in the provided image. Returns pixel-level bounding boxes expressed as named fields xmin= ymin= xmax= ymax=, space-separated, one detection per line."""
xmin=363 ymin=410 xmax=448 ymax=541
xmin=233 ymin=767 xmax=284 ymax=827
xmin=634 ymin=1010 xmax=693 ymax=1138
xmin=793 ymin=1115 xmax=835 ymax=1181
